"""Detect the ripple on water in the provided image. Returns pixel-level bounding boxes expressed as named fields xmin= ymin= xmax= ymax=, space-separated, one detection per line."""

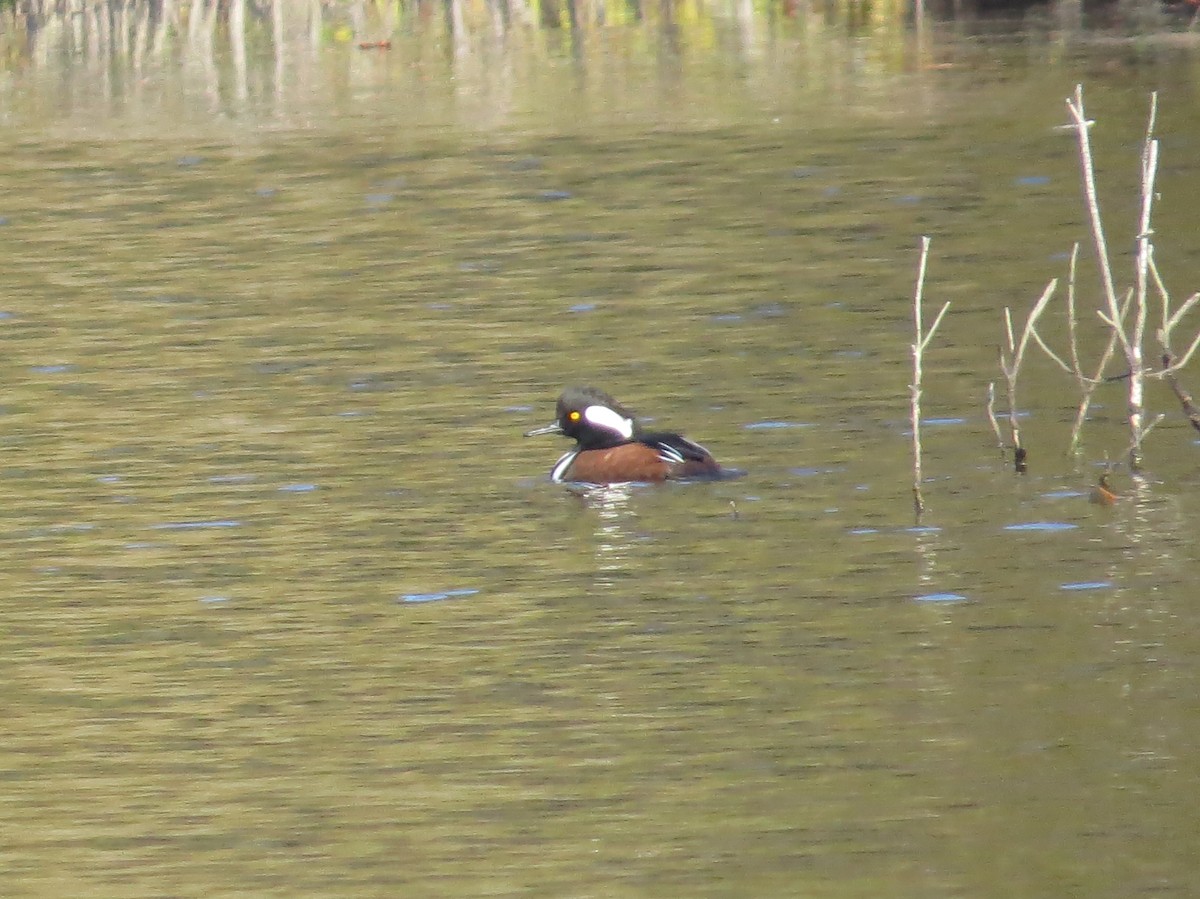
xmin=1003 ymin=522 xmax=1079 ymax=532
xmin=399 ymin=588 xmax=480 ymax=604
xmin=150 ymin=520 xmax=242 ymax=531
xmin=921 ymin=417 xmax=967 ymax=426
xmin=30 ymin=364 xmax=76 ymax=374
xmin=915 ymin=592 xmax=968 ymax=603
xmin=789 ymin=466 xmax=845 ymax=477
xmin=744 ymin=421 xmax=814 ymax=430
xmin=1060 ymin=581 xmax=1114 ymax=592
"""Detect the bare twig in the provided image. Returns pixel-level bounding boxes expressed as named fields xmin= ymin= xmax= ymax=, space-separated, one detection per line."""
xmin=985 ymin=381 xmax=1004 ymax=454
xmin=1160 ymin=361 xmax=1200 ymax=434
xmin=1148 ymin=257 xmax=1200 ymax=433
xmin=1067 ymin=245 xmax=1126 ymax=453
xmin=1150 ymin=256 xmax=1200 ymax=374
xmin=1063 ymin=84 xmax=1184 ymax=469
xmin=910 ymin=236 xmax=950 ymax=518
xmin=1120 ymin=412 xmax=1165 ymax=460
xmin=1066 ymin=85 xmax=1127 ymax=360
xmin=1120 ymin=92 xmax=1160 ymax=468
xmin=997 ymin=280 xmax=1057 ymax=473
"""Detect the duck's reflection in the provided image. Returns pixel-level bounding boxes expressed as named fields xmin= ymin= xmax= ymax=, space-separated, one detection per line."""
xmin=567 ymin=483 xmax=642 ymax=589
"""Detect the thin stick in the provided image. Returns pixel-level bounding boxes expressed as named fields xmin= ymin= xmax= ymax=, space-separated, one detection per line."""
xmin=1066 ymin=84 xmax=1128 ymax=360
xmin=1119 ymin=413 xmax=1165 ymax=461
xmin=985 ymin=381 xmax=1004 ymax=454
xmin=1151 ymin=255 xmax=1200 ymax=373
xmin=1123 ymin=92 xmax=1159 ymax=469
xmin=910 ymin=236 xmax=950 ymax=519
xmin=1065 ymin=242 xmax=1123 ymax=455
xmin=1024 ymin=240 xmax=1122 ymax=455
xmin=1148 ymin=256 xmax=1200 ymax=433
xmin=997 ymin=280 xmax=1057 ymax=473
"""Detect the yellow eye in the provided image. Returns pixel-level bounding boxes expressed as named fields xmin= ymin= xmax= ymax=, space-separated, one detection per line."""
xmin=568 ymin=411 xmax=581 ymax=422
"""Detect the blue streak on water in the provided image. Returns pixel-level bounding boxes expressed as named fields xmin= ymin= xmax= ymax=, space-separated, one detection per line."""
xmin=568 ymin=303 xmax=597 ymax=313
xmin=922 ymin=417 xmax=967 ymax=426
xmin=279 ymin=483 xmax=318 ymax=493
xmin=151 ymin=520 xmax=242 ymax=531
xmin=1042 ymin=490 xmax=1087 ymax=499
xmin=200 ymin=596 xmax=230 ymax=604
xmin=849 ymin=527 xmax=879 ymax=535
xmin=905 ymin=526 xmax=942 ymax=534
xmin=915 ymin=592 xmax=968 ymax=603
xmin=30 ymin=364 xmax=75 ymax=374
xmin=1061 ymin=581 xmax=1113 ymax=591
xmin=400 ymin=588 xmax=480 ymax=604
xmin=1015 ymin=175 xmax=1051 ymax=187
xmin=743 ymin=421 xmax=814 ymax=430
xmin=1003 ymin=522 xmax=1079 ymax=532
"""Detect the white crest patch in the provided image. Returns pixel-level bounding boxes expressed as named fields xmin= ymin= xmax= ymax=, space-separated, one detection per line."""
xmin=583 ymin=404 xmax=634 ymax=440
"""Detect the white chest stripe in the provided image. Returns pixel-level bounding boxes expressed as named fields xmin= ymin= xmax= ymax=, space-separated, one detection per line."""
xmin=551 ymin=450 xmax=579 ymax=483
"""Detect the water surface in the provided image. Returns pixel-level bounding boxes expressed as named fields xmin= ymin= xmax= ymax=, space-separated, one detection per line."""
xmin=2 ymin=12 xmax=1200 ymax=897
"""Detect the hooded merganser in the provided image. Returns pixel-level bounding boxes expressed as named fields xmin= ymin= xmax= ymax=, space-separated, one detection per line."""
xmin=524 ymin=386 xmax=735 ymax=484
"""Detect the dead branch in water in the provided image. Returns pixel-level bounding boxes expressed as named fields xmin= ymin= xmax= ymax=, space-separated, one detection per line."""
xmin=1039 ymin=85 xmax=1200 ymax=467
xmin=985 ymin=381 xmax=1004 ymax=455
xmin=1149 ymin=257 xmax=1200 ymax=433
xmin=910 ymin=236 xmax=950 ymax=519
xmin=1027 ymin=243 xmax=1125 ymax=455
xmin=996 ymin=281 xmax=1056 ymax=473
